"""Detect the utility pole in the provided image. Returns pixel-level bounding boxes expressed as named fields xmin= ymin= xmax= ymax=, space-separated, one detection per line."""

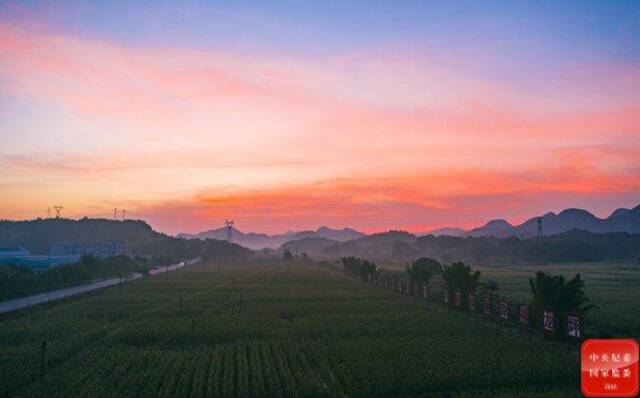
xmin=40 ymin=341 xmax=47 ymax=383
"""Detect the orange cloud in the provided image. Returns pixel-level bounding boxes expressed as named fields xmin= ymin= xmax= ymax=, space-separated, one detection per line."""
xmin=133 ymin=150 xmax=640 ymax=234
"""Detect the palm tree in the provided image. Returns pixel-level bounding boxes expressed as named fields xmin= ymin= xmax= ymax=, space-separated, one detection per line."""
xmin=529 ymin=271 xmax=594 ymax=336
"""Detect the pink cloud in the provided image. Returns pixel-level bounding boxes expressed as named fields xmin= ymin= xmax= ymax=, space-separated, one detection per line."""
xmin=1 ymin=21 xmax=639 ymax=234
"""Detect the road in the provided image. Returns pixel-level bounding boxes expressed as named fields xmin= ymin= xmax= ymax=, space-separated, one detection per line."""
xmin=148 ymin=261 xmax=185 ymax=275
xmin=0 ymin=257 xmax=201 ymax=314
xmin=0 ymin=273 xmax=142 ymax=315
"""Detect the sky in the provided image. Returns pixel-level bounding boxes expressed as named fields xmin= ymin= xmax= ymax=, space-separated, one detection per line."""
xmin=0 ymin=0 xmax=639 ymax=235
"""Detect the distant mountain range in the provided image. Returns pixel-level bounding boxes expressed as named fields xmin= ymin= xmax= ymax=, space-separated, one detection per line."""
xmin=288 ymin=204 xmax=640 ymax=262
xmin=183 ymin=204 xmax=640 ymax=249
xmin=425 ymin=203 xmax=640 ymax=238
xmin=418 ymin=227 xmax=466 ymax=237
xmin=177 ymin=226 xmax=365 ymax=250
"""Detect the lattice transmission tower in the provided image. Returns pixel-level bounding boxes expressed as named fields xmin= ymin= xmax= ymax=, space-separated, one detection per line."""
xmin=53 ymin=205 xmax=63 ymax=219
xmin=536 ymin=217 xmax=543 ymax=246
xmin=225 ymin=219 xmax=234 ymax=243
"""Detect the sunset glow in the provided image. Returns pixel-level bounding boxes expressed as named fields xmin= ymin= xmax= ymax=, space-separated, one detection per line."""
xmin=1 ymin=1 xmax=639 ymax=234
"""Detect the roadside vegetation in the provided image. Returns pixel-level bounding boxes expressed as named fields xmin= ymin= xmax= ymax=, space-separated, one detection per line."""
xmin=0 ymin=255 xmax=148 ymax=301
xmin=0 ymin=237 xmax=251 ymax=302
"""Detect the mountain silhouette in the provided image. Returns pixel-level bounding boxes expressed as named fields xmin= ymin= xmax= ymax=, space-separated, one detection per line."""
xmin=462 ymin=204 xmax=640 ymax=237
xmin=178 ymin=225 xmax=364 ymax=250
xmin=419 ymin=227 xmax=466 ymax=237
xmin=281 ymin=237 xmax=339 ymax=253
xmin=465 ymin=219 xmax=514 ymax=237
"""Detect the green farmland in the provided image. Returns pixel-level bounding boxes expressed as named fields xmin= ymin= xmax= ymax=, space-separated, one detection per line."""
xmin=472 ymin=263 xmax=640 ymax=339
xmin=1 ymin=262 xmax=582 ymax=397
xmin=379 ymin=261 xmax=640 ymax=339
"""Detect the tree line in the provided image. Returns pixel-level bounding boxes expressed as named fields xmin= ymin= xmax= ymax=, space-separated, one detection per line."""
xmin=327 ymin=230 xmax=640 ymax=263
xmin=416 ymin=230 xmax=640 ymax=263
xmin=0 ymin=254 xmax=148 ymax=301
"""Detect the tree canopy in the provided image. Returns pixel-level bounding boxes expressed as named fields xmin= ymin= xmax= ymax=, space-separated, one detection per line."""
xmin=529 ymin=271 xmax=593 ymax=336
xmin=441 ymin=262 xmax=481 ymax=306
xmin=405 ymin=257 xmax=442 ymax=285
xmin=342 ymin=256 xmax=377 ymax=281
xmin=529 ymin=272 xmax=593 ymax=314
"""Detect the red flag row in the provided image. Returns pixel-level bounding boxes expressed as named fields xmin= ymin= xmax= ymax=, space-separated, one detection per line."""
xmin=366 ymin=272 xmax=582 ymax=339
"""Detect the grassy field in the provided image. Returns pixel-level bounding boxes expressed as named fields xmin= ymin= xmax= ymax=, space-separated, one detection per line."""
xmin=0 ymin=261 xmax=584 ymax=397
xmin=474 ymin=263 xmax=640 ymax=338
xmin=379 ymin=261 xmax=640 ymax=339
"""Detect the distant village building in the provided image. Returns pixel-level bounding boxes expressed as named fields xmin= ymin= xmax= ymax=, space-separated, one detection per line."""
xmin=0 ymin=241 xmax=129 ymax=269
xmin=49 ymin=241 xmax=126 ymax=258
xmin=0 ymin=247 xmax=30 ymax=258
xmin=0 ymin=246 xmax=77 ymax=268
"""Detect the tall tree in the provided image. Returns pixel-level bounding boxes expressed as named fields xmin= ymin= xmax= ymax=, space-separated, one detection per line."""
xmin=529 ymin=271 xmax=593 ymax=336
xmin=441 ymin=262 xmax=481 ymax=306
xmin=406 ymin=257 xmax=442 ymax=285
